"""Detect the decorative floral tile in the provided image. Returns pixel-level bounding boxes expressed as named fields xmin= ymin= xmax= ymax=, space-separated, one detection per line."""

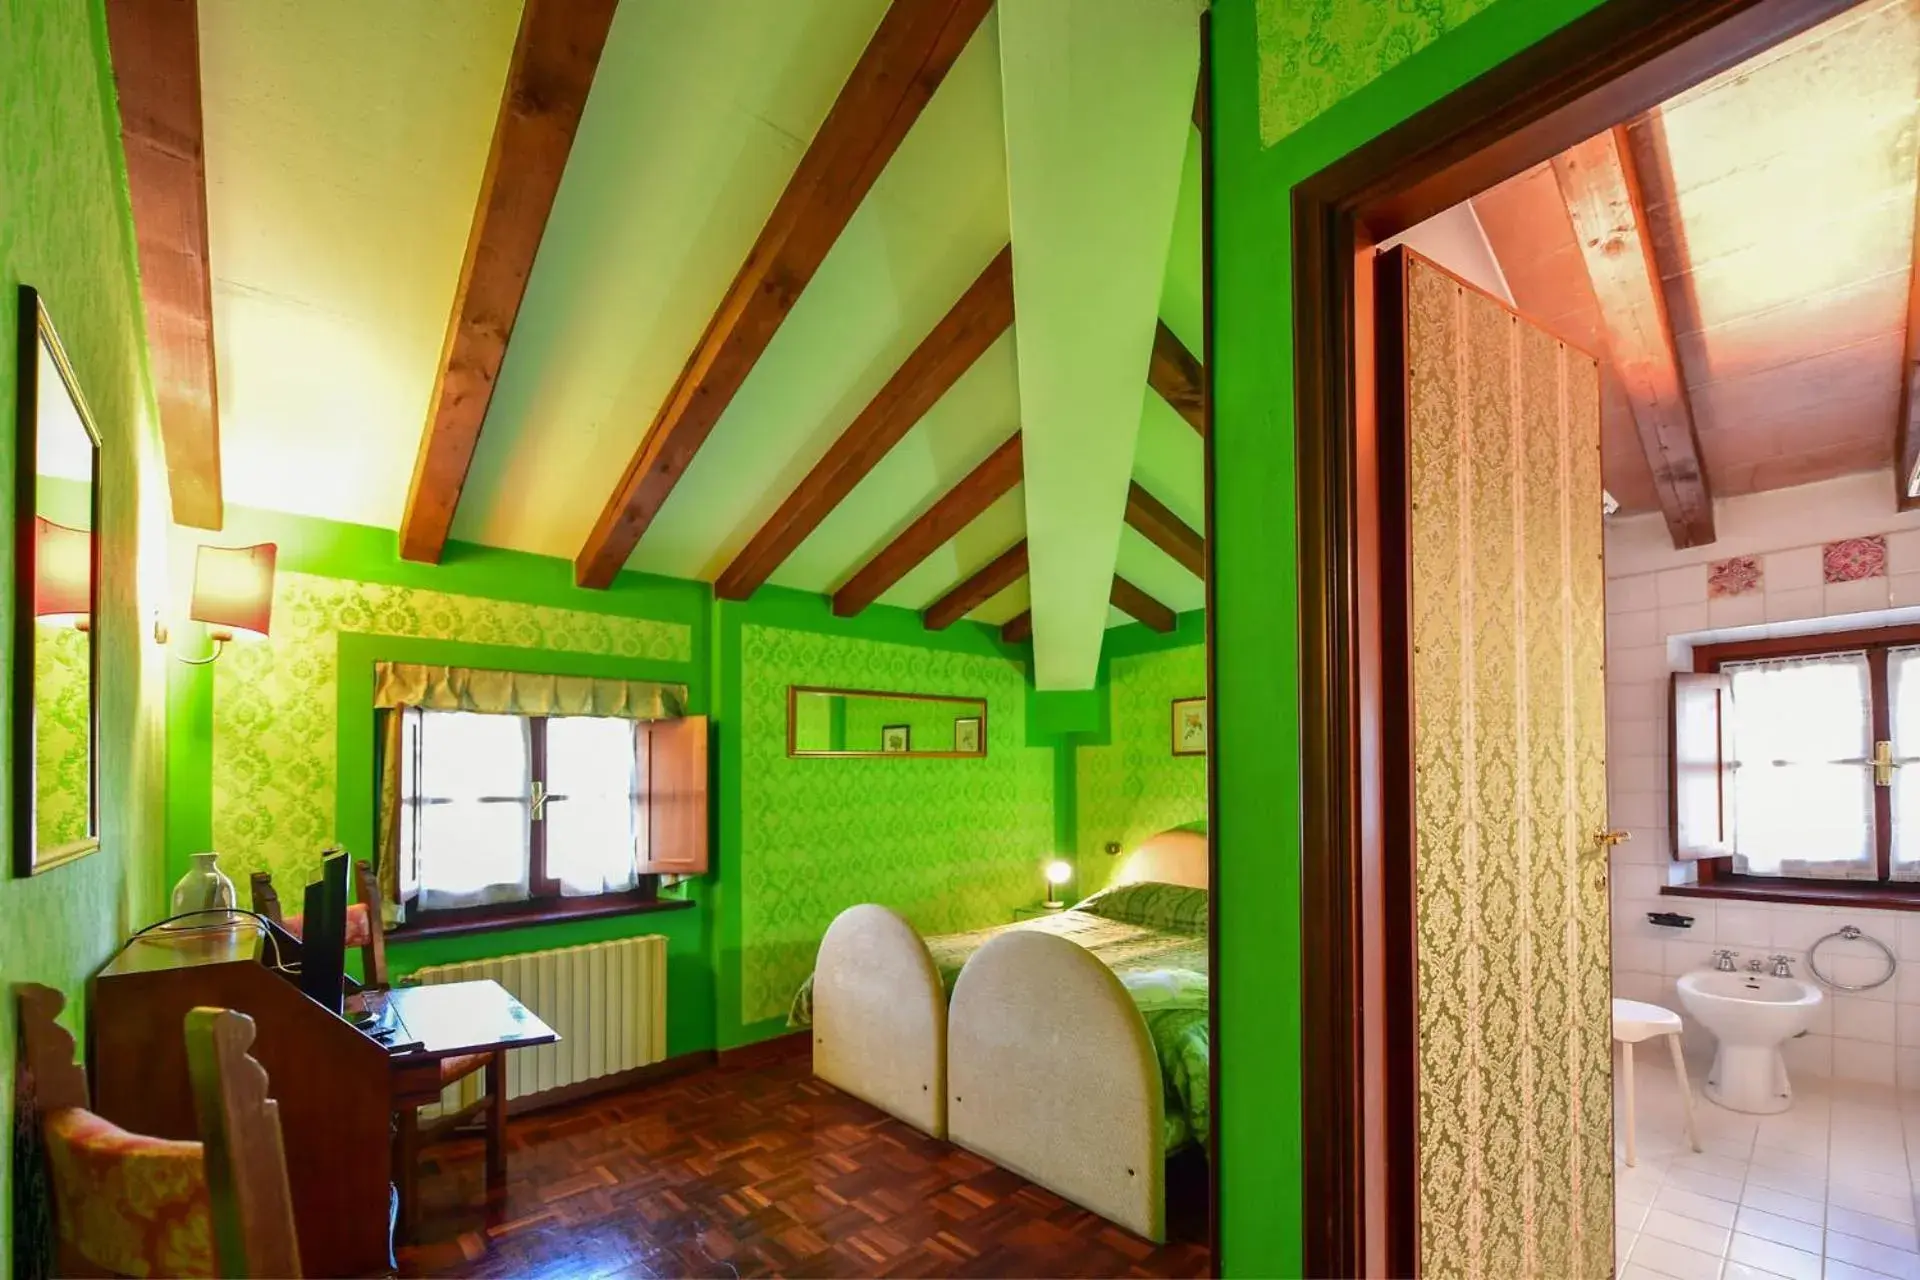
xmin=1707 ymin=555 xmax=1762 ymax=598
xmin=1824 ymin=536 xmax=1887 ymax=584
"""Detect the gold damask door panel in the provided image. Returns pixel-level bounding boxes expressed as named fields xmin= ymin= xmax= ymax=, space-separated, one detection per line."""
xmin=1380 ymin=247 xmax=1612 ymax=1278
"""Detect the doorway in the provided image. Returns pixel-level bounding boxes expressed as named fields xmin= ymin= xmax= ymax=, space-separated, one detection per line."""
xmin=1291 ymin=0 xmax=1877 ymax=1274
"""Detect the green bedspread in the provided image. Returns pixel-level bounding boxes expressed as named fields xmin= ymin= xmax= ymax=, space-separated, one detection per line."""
xmin=788 ymin=905 xmax=1210 ymax=1151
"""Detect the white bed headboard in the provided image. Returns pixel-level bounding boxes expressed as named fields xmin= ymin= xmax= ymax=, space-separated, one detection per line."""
xmin=1112 ymin=829 xmax=1209 ymax=890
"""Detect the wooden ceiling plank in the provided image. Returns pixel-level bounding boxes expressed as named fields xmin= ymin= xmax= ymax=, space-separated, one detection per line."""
xmin=574 ymin=0 xmax=995 ymax=588
xmin=1001 ymin=610 xmax=1032 ymax=644
xmin=1898 ymin=144 xmax=1920 ymax=510
xmin=1124 ymin=480 xmax=1204 ymax=578
xmin=717 ymin=245 xmax=1014 ymax=599
xmin=923 ymin=540 xmax=1027 ymax=630
xmin=1552 ymin=124 xmax=1715 ymax=548
xmin=1110 ymin=574 xmax=1175 ymax=632
xmin=1148 ymin=320 xmax=1205 ymax=436
xmin=831 ymin=431 xmax=1022 ymax=616
xmin=106 ymin=0 xmax=224 ymax=530
xmin=400 ymin=0 xmax=620 ymax=564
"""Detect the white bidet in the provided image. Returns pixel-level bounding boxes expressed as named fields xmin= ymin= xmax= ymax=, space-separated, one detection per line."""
xmin=1676 ymin=969 xmax=1824 ymax=1114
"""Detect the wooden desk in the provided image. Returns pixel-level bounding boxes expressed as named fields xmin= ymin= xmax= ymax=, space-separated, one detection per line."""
xmin=354 ymin=980 xmax=557 ymax=1233
xmin=91 ymin=921 xmax=394 ymax=1277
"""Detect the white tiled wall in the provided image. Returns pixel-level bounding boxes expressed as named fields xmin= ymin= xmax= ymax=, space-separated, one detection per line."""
xmin=1606 ymin=488 xmax=1920 ymax=1090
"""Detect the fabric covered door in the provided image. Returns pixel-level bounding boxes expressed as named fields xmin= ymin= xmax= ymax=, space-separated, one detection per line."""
xmin=1380 ymin=246 xmax=1612 ymax=1277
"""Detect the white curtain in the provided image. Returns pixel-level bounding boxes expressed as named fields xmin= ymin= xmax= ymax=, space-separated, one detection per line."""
xmin=410 ymin=709 xmax=534 ymax=910
xmin=1727 ymin=651 xmax=1874 ymax=878
xmin=1889 ymin=647 xmax=1920 ymax=880
xmin=545 ymin=715 xmax=644 ymax=897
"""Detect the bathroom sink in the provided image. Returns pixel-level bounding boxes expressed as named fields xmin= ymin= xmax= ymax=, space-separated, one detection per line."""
xmin=1676 ymin=969 xmax=1823 ymax=1114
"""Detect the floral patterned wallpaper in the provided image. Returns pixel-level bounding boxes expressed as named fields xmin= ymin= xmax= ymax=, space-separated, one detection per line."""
xmin=1076 ymin=644 xmax=1208 ymax=896
xmin=736 ymin=625 xmax=1055 ymax=1024
xmin=1256 ymin=0 xmax=1501 ymax=147
xmin=33 ymin=622 xmax=90 ymax=852
xmin=210 ymin=571 xmax=691 ymax=891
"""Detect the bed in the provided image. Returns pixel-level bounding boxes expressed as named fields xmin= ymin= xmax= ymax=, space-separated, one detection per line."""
xmin=794 ymin=830 xmax=1208 ymax=1241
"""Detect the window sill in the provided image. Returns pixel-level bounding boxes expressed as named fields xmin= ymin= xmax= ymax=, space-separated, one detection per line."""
xmin=388 ymin=891 xmax=696 ymax=942
xmin=1662 ymin=880 xmax=1920 ymax=913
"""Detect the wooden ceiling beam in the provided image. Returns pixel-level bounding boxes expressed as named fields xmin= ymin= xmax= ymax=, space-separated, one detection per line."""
xmin=924 ymin=540 xmax=1027 ymax=631
xmin=1553 ymin=124 xmax=1714 ymax=547
xmin=1110 ymin=575 xmax=1175 ymax=632
xmin=831 ymin=431 xmax=1021 ymax=617
xmin=1124 ymin=480 xmax=1204 ymax=578
xmin=1898 ymin=145 xmax=1920 ymax=510
xmin=718 ymin=246 xmax=1014 ymax=599
xmin=105 ymin=0 xmax=224 ymax=529
xmin=400 ymin=0 xmax=619 ymax=563
xmin=1001 ymin=610 xmax=1032 ymax=644
xmin=1149 ymin=320 xmax=1205 ymax=436
xmin=575 ymin=0 xmax=994 ymax=588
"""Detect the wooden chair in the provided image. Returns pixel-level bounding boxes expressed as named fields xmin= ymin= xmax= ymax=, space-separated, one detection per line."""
xmin=250 ymin=859 xmax=387 ymax=986
xmin=248 ymin=859 xmax=503 ymax=1234
xmin=17 ymin=983 xmax=301 ymax=1278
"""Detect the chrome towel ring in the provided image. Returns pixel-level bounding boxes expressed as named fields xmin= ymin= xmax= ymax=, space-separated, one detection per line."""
xmin=1806 ymin=925 xmax=1897 ymax=993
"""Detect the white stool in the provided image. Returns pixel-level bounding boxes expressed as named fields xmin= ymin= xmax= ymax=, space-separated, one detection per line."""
xmin=1613 ymin=998 xmax=1702 ymax=1166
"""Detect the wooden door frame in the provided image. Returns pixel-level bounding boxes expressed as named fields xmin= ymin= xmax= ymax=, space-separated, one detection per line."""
xmin=1291 ymin=1 xmax=1859 ymax=1274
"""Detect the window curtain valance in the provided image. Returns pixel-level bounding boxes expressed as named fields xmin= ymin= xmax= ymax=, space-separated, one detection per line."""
xmin=372 ymin=662 xmax=686 ymax=720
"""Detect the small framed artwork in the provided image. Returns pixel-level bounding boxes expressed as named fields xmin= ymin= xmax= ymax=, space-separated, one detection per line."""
xmin=881 ymin=724 xmax=911 ymax=754
xmin=954 ymin=716 xmax=981 ymax=754
xmin=1171 ymin=697 xmax=1207 ymax=756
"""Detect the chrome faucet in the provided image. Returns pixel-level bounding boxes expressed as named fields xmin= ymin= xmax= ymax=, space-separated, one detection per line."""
xmin=1746 ymin=956 xmax=1766 ymax=973
xmin=1769 ymin=954 xmax=1795 ymax=978
xmin=1712 ymin=949 xmax=1738 ymax=972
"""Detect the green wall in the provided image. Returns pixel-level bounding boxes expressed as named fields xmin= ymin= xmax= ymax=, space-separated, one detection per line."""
xmin=0 ymin=0 xmax=170 ymax=1261
xmin=1215 ymin=0 xmax=1607 ymax=1273
xmin=1076 ymin=641 xmax=1207 ymax=896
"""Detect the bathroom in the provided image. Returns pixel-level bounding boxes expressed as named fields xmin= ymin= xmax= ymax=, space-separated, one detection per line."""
xmin=1607 ymin=468 xmax=1920 ymax=1278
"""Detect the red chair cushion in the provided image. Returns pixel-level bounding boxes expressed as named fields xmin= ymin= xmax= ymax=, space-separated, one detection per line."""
xmin=281 ymin=901 xmax=373 ymax=948
xmin=44 ymin=1107 xmax=214 ymax=1278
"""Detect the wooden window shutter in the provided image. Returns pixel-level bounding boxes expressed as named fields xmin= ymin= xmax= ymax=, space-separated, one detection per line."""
xmin=1671 ymin=672 xmax=1735 ymax=860
xmin=640 ymin=715 xmax=708 ymax=876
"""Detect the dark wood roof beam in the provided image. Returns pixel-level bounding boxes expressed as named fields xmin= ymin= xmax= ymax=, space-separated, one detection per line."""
xmin=831 ymin=431 xmax=1021 ymax=616
xmin=718 ymin=246 xmax=1014 ymax=599
xmin=1001 ymin=610 xmax=1032 ymax=643
xmin=1553 ymin=124 xmax=1714 ymax=547
xmin=575 ymin=0 xmax=994 ymax=588
xmin=1149 ymin=321 xmax=1205 ymax=436
xmin=923 ymin=540 xmax=1027 ymax=630
xmin=1110 ymin=575 xmax=1175 ymax=632
xmin=1123 ymin=480 xmax=1204 ymax=578
xmin=400 ymin=0 xmax=620 ymax=563
xmin=105 ymin=0 xmax=224 ymax=529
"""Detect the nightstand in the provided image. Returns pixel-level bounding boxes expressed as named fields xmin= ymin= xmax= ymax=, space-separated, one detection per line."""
xmin=1012 ymin=904 xmax=1066 ymax=921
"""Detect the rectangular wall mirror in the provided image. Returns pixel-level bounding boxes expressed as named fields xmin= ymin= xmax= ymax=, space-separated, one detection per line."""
xmin=787 ymin=686 xmax=987 ymax=758
xmin=15 ymin=286 xmax=101 ymax=875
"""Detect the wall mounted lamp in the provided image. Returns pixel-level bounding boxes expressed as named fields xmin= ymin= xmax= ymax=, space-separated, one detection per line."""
xmin=34 ymin=517 xmax=92 ymax=629
xmin=173 ymin=542 xmax=277 ymax=665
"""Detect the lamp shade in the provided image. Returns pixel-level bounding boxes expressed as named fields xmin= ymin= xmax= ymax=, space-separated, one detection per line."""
xmin=34 ymin=517 xmax=91 ymax=625
xmin=1044 ymin=859 xmax=1073 ymax=886
xmin=190 ymin=543 xmax=276 ymax=640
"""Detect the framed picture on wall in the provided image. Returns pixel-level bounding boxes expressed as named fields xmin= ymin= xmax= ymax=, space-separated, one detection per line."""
xmin=954 ymin=717 xmax=981 ymax=753
xmin=881 ymin=724 xmax=911 ymax=754
xmin=1171 ymin=697 xmax=1207 ymax=756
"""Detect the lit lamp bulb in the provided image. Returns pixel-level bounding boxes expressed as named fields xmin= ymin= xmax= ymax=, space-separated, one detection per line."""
xmin=1043 ymin=859 xmax=1073 ymax=909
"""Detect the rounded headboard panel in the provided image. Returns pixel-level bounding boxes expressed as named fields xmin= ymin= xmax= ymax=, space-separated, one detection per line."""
xmin=1112 ymin=829 xmax=1209 ymax=890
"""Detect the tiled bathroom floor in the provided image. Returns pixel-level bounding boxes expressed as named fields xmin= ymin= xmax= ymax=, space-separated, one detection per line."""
xmin=1616 ymin=1055 xmax=1920 ymax=1279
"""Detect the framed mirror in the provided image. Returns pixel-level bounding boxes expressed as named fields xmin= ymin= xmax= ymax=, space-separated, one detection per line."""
xmin=15 ymin=287 xmax=101 ymax=875
xmin=787 ymin=686 xmax=987 ymax=758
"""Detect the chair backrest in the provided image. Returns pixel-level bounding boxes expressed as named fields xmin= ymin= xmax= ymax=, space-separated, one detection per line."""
xmin=249 ymin=859 xmax=388 ymax=987
xmin=16 ymin=983 xmax=303 ymax=1278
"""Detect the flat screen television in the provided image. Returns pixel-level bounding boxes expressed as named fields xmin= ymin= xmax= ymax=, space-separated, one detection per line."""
xmin=297 ymin=849 xmax=350 ymax=1015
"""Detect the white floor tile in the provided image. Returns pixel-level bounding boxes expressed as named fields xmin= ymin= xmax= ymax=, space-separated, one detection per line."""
xmin=1727 ymin=1232 xmax=1823 ymax=1280
xmin=1832 ymin=1181 xmax=1918 ymax=1227
xmin=1734 ymin=1206 xmax=1826 ymax=1254
xmin=1633 ymin=1232 xmax=1731 ymax=1280
xmin=1743 ymin=1182 xmax=1827 ymax=1227
xmin=1829 ymin=1207 xmax=1920 ymax=1253
xmin=1656 ymin=1184 xmax=1742 ymax=1231
xmin=1644 ymin=1207 xmax=1734 ymax=1255
xmin=1823 ymin=1230 xmax=1920 ymax=1280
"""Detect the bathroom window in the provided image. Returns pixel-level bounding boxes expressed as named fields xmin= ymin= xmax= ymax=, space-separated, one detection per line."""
xmin=1676 ymin=623 xmax=1920 ymax=902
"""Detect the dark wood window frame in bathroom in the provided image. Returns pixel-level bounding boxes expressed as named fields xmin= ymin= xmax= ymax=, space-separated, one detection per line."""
xmin=1666 ymin=621 xmax=1920 ymax=912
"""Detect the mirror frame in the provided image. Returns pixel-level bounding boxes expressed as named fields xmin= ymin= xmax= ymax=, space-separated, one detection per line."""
xmin=785 ymin=684 xmax=988 ymax=759
xmin=15 ymin=286 xmax=102 ymax=876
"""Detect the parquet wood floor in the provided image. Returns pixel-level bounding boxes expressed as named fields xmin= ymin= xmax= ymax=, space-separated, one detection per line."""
xmin=396 ymin=1049 xmax=1212 ymax=1279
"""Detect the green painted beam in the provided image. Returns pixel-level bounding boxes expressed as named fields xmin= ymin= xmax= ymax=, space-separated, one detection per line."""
xmin=999 ymin=0 xmax=1200 ymax=691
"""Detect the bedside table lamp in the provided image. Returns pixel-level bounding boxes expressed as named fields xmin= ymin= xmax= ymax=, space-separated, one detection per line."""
xmin=1043 ymin=859 xmax=1072 ymax=909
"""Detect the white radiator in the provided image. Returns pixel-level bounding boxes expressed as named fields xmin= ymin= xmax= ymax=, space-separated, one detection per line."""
xmin=407 ymin=933 xmax=667 ymax=1118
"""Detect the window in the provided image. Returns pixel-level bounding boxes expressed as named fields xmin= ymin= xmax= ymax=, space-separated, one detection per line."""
xmin=1677 ymin=625 xmax=1920 ymax=897
xmin=397 ymin=707 xmax=709 ymax=924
